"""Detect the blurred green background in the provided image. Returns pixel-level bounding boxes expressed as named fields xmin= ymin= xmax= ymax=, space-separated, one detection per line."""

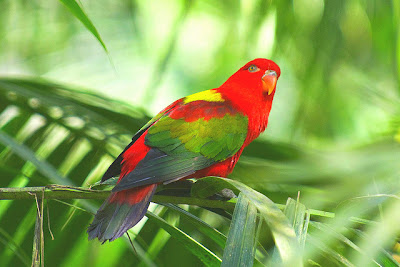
xmin=3 ymin=0 xmax=398 ymax=146
xmin=0 ymin=0 xmax=400 ymax=266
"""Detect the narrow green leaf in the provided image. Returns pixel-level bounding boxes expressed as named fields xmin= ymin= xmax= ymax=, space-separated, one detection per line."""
xmin=164 ymin=204 xmax=227 ymax=248
xmin=307 ymin=234 xmax=355 ymax=267
xmin=138 ymin=209 xmax=180 ymax=267
xmin=271 ymin=199 xmax=308 ymax=267
xmin=0 ymin=130 xmax=72 ymax=186
xmin=222 ymin=193 xmax=257 ymax=267
xmin=1 ymin=204 xmax=37 ymax=266
xmin=283 ymin=197 xmax=309 ymax=249
xmin=0 ymin=227 xmax=30 ymax=266
xmin=253 ymin=220 xmax=269 ymax=266
xmin=193 ymin=177 xmax=302 ymax=266
xmin=351 ymin=229 xmax=400 ymax=267
xmin=58 ymin=0 xmax=108 ymax=52
xmin=310 ymin=222 xmax=366 ymax=257
xmin=146 ymin=211 xmax=221 ymax=267
xmin=91 ymin=177 xmax=118 ymax=189
xmin=137 ymin=227 xmax=171 ymax=267
xmin=350 ymin=199 xmax=400 ymax=266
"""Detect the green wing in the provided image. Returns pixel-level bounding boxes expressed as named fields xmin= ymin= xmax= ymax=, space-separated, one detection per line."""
xmin=112 ymin=101 xmax=248 ymax=191
xmin=101 ymin=99 xmax=182 ymax=182
xmin=146 ymin=114 xmax=248 ymax=161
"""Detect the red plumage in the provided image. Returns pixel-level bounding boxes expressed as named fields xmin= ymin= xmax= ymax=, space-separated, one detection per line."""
xmin=169 ymin=100 xmax=238 ymax=122
xmin=109 ymin=133 xmax=152 ymax=206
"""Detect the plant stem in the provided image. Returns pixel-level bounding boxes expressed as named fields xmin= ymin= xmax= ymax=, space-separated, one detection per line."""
xmin=31 ymin=194 xmax=44 ymax=267
xmin=0 ymin=186 xmax=375 ymax=226
xmin=0 ymin=185 xmax=236 ymax=211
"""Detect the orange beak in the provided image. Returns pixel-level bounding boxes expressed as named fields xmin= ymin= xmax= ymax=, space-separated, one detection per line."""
xmin=262 ymin=70 xmax=277 ymax=95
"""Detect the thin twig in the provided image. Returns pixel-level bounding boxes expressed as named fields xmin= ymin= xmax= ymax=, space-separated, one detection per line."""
xmin=46 ymin=200 xmax=54 ymax=240
xmin=40 ymin=190 xmax=44 ymax=267
xmin=61 ymin=204 xmax=77 ymax=231
xmin=31 ymin=193 xmax=42 ymax=267
xmin=53 ymin=199 xmax=93 ymax=214
xmin=126 ymin=232 xmax=137 ymax=255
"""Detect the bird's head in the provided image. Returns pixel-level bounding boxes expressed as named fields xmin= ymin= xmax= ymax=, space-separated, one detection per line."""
xmin=220 ymin=58 xmax=281 ymax=97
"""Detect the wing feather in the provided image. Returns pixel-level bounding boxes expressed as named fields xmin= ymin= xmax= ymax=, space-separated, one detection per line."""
xmin=112 ymin=98 xmax=248 ymax=190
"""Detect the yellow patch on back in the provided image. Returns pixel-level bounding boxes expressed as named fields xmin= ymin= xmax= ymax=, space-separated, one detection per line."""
xmin=183 ymin=90 xmax=224 ymax=104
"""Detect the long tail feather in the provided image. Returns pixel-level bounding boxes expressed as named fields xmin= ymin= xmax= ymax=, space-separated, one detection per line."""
xmin=88 ymin=184 xmax=157 ymax=243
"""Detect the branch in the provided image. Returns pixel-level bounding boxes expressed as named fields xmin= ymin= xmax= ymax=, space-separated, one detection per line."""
xmin=0 ymin=185 xmax=236 ymax=211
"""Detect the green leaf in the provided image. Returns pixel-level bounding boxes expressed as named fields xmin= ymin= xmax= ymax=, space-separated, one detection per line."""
xmin=90 ymin=177 xmax=118 ymax=190
xmin=283 ymin=197 xmax=309 ymax=249
xmin=222 ymin=193 xmax=257 ymax=267
xmin=58 ymin=0 xmax=108 ymax=52
xmin=307 ymin=234 xmax=355 ymax=267
xmin=0 ymin=227 xmax=30 ymax=266
xmin=137 ymin=207 xmax=177 ymax=266
xmin=0 ymin=78 xmax=149 ymax=266
xmin=0 ymin=204 xmax=37 ymax=266
xmin=0 ymin=130 xmax=71 ymax=186
xmin=193 ymin=177 xmax=302 ymax=266
xmin=351 ymin=229 xmax=400 ymax=267
xmin=164 ymin=204 xmax=227 ymax=248
xmin=146 ymin=211 xmax=222 ymax=267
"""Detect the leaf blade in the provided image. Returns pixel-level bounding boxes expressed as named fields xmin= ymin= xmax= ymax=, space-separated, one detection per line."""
xmin=193 ymin=177 xmax=302 ymax=266
xmin=146 ymin=211 xmax=222 ymax=267
xmin=58 ymin=0 xmax=108 ymax=52
xmin=222 ymin=193 xmax=257 ymax=267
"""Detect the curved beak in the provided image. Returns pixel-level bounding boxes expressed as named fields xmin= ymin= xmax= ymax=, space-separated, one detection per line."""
xmin=262 ymin=70 xmax=277 ymax=95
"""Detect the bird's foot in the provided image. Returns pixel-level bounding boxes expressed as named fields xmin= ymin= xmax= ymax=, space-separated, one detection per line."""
xmin=211 ymin=188 xmax=237 ymax=200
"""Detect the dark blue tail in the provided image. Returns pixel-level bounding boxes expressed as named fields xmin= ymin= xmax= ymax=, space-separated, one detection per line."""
xmin=88 ymin=185 xmax=157 ymax=243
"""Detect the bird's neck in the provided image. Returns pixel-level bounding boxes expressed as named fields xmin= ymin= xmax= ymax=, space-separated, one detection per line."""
xmin=218 ymin=85 xmax=275 ymax=145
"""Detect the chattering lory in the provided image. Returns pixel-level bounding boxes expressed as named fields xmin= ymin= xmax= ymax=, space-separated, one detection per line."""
xmin=88 ymin=58 xmax=281 ymax=243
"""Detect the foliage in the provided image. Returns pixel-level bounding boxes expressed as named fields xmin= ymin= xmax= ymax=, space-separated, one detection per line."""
xmin=1 ymin=0 xmax=400 ymax=266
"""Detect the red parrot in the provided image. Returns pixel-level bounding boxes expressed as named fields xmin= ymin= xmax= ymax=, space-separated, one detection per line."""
xmin=88 ymin=58 xmax=281 ymax=242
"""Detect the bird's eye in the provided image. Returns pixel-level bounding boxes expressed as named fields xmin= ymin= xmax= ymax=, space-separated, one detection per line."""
xmin=247 ymin=65 xmax=259 ymax=73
